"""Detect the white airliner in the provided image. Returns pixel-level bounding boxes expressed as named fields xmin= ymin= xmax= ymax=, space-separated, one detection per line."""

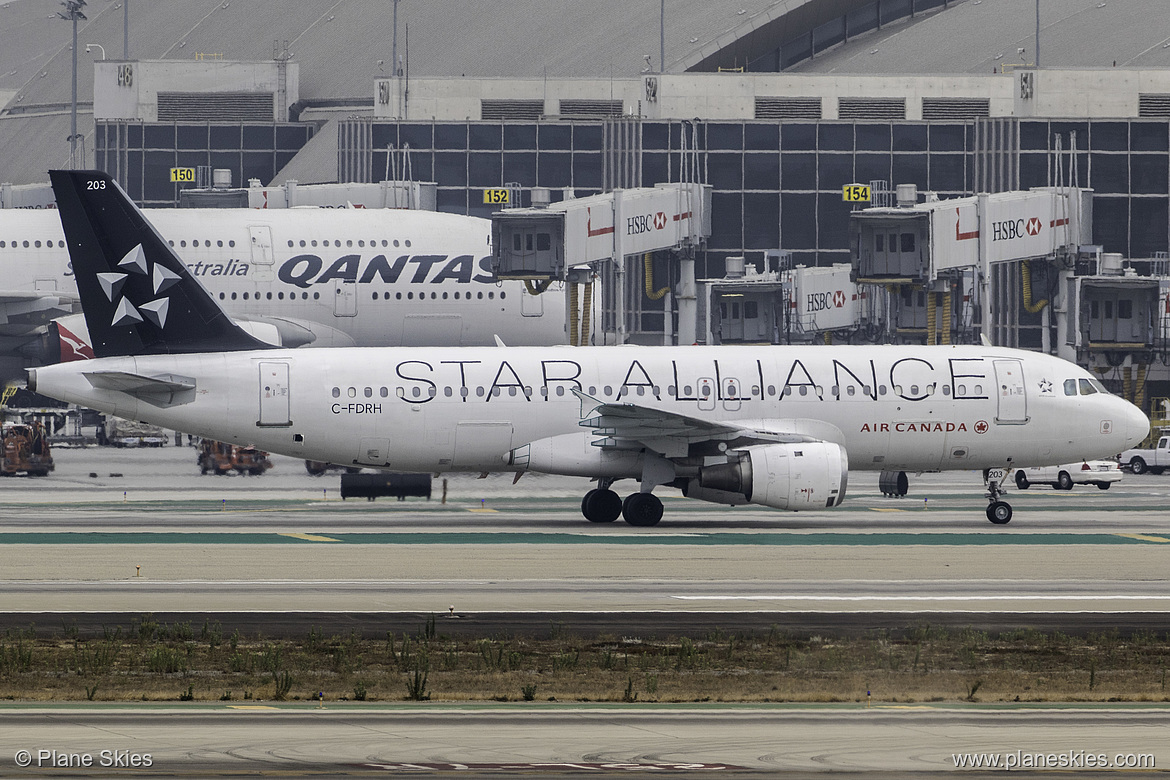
xmin=0 ymin=195 xmax=563 ymax=373
xmin=29 ymin=171 xmax=1150 ymax=526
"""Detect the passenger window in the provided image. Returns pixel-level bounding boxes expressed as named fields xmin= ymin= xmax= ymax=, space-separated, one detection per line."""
xmin=380 ymin=387 xmax=388 ymax=397
xmin=847 ymin=386 xmax=856 ymax=396
xmin=331 ymin=387 xmax=340 ymax=398
xmin=347 ymin=387 xmax=356 ymax=398
xmin=364 ymin=387 xmax=372 ymax=398
xmin=412 ymin=387 xmax=421 ymax=398
xmin=604 ymin=385 xmax=612 ymax=396
xmin=556 ymin=386 xmax=565 ymax=396
xmin=1064 ymin=379 xmax=1077 ymax=396
xmin=444 ymin=387 xmax=453 ymax=397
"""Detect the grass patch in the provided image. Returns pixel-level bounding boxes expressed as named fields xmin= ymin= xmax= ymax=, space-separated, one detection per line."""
xmin=1 ymin=618 xmax=1169 ymax=703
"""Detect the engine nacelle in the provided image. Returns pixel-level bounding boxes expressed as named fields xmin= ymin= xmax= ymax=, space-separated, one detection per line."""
xmin=508 ymin=432 xmax=643 ymax=477
xmin=697 ymin=442 xmax=848 ymax=510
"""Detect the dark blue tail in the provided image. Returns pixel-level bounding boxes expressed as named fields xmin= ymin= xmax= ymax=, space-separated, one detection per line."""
xmin=49 ymin=170 xmax=270 ymax=357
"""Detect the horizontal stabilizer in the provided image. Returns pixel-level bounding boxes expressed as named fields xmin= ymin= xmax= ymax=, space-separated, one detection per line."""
xmin=83 ymin=370 xmax=195 ymax=407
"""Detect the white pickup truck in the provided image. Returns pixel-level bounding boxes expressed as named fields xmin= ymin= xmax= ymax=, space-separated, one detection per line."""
xmin=1119 ymin=435 xmax=1170 ymax=475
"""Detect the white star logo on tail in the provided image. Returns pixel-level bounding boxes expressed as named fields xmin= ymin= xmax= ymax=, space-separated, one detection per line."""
xmin=117 ymin=244 xmax=148 ymax=275
xmin=153 ymin=264 xmax=181 ymax=294
xmin=139 ymin=298 xmax=170 ymax=328
xmin=111 ymin=297 xmax=143 ymax=327
xmin=97 ymin=272 xmax=127 ymax=301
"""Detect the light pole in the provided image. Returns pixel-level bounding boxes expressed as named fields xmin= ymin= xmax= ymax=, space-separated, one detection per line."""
xmin=124 ymin=0 xmax=129 ymax=59
xmin=86 ymin=43 xmax=105 ymax=60
xmin=58 ymin=0 xmax=87 ymax=169
xmin=659 ymin=0 xmax=665 ymax=73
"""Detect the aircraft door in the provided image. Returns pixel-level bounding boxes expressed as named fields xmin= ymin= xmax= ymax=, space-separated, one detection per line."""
xmin=452 ymin=421 xmax=513 ymax=470
xmin=721 ymin=376 xmax=742 ymax=412
xmin=247 ymin=226 xmax=274 ymax=264
xmin=334 ymin=281 xmax=357 ymax=317
xmin=248 ymin=225 xmax=275 ymax=282
xmin=521 ymin=290 xmax=544 ymax=317
xmin=358 ymin=437 xmax=391 ymax=466
xmin=993 ymin=358 xmax=1027 ymax=424
xmin=258 ymin=361 xmax=291 ymax=427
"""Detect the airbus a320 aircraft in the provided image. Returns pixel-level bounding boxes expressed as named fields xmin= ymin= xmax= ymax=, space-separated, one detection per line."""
xmin=0 ymin=190 xmax=562 ymax=376
xmin=30 ymin=171 xmax=1149 ymax=525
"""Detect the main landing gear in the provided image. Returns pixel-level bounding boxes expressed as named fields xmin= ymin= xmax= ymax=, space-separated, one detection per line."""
xmin=581 ymin=481 xmax=663 ymax=527
xmin=984 ymin=468 xmax=1013 ymax=525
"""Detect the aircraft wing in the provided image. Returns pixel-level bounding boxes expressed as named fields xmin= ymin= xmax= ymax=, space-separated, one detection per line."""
xmin=0 ymin=289 xmax=78 ymax=331
xmin=573 ymin=390 xmax=836 ymax=458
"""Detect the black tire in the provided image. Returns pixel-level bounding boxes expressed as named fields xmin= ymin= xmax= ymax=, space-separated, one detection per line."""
xmin=1096 ymin=482 xmax=1111 ymax=490
xmin=986 ymin=501 xmax=1012 ymax=525
xmin=622 ymin=493 xmax=664 ymax=527
xmin=1130 ymin=457 xmax=1147 ymax=475
xmin=581 ymin=488 xmax=621 ymax=523
xmin=305 ymin=460 xmax=327 ymax=476
xmin=1057 ymin=471 xmax=1074 ymax=491
xmin=1015 ymin=471 xmax=1030 ymax=490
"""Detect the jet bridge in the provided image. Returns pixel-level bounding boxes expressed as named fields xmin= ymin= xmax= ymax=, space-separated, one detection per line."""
xmin=850 ymin=185 xmax=1093 ymax=349
xmin=492 ymin=183 xmax=711 ymax=345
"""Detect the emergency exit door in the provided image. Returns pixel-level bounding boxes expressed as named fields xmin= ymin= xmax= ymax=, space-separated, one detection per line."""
xmin=258 ymin=361 xmax=291 ymax=427
xmin=993 ymin=359 xmax=1027 ymax=424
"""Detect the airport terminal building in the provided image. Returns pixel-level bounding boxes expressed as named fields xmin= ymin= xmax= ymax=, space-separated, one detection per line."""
xmin=3 ymin=0 xmax=1170 ymax=413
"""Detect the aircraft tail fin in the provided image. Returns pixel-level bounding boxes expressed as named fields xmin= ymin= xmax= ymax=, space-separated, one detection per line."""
xmin=48 ymin=170 xmax=271 ymax=358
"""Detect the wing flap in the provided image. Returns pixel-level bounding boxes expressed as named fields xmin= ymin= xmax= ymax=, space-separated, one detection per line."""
xmin=572 ymin=389 xmax=839 ymax=459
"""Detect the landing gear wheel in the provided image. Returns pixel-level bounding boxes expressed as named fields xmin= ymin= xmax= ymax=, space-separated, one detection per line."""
xmin=622 ymin=493 xmax=664 ymax=527
xmin=1014 ymin=471 xmax=1029 ymax=490
xmin=581 ymin=488 xmax=621 ymax=523
xmin=986 ymin=501 xmax=1012 ymax=524
xmin=1057 ymin=471 xmax=1074 ymax=491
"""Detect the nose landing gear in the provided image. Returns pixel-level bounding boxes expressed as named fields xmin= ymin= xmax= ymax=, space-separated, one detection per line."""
xmin=984 ymin=467 xmax=1013 ymax=525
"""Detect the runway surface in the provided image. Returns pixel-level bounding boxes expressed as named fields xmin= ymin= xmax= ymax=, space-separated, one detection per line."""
xmin=2 ymin=447 xmax=1170 ymax=616
xmin=3 ymin=445 xmax=1170 ymax=777
xmin=0 ymin=704 xmax=1164 ymax=777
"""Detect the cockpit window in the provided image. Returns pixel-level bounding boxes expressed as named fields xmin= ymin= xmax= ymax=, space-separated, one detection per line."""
xmin=1063 ymin=379 xmax=1077 ymax=396
xmin=1089 ymin=379 xmax=1109 ymax=394
xmin=1078 ymin=378 xmax=1097 ymax=396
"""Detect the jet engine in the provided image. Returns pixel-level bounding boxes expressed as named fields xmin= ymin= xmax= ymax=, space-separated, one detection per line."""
xmin=687 ymin=442 xmax=848 ymax=510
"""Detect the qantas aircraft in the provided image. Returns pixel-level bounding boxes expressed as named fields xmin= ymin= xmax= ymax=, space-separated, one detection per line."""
xmin=29 ymin=171 xmax=1150 ymax=525
xmin=0 ymin=193 xmax=563 ymax=376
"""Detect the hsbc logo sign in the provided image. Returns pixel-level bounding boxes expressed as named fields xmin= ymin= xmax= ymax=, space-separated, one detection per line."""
xmin=991 ymin=217 xmax=1042 ymax=241
xmin=627 ymin=211 xmax=668 ymax=235
xmin=807 ymin=290 xmax=847 ymax=312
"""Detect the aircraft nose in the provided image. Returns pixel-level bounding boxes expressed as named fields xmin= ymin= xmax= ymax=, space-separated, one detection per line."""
xmin=1122 ymin=400 xmax=1150 ymax=449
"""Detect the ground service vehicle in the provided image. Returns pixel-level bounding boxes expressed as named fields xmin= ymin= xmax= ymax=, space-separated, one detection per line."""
xmin=102 ymin=416 xmax=168 ymax=447
xmin=1119 ymin=435 xmax=1170 ymax=474
xmin=1 ymin=422 xmax=54 ymax=476
xmin=1014 ymin=460 xmax=1123 ymax=490
xmin=198 ymin=440 xmax=272 ymax=475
